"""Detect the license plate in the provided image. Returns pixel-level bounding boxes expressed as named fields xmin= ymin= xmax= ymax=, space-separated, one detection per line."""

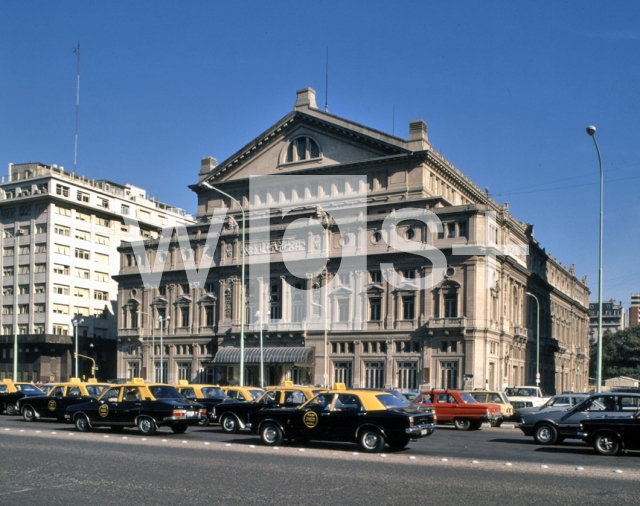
xmin=420 ymin=429 xmax=427 ymax=435
xmin=186 ymin=411 xmax=195 ymax=417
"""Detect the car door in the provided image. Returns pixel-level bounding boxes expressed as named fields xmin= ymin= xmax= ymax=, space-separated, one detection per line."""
xmin=292 ymin=393 xmax=335 ymax=441
xmin=435 ymin=393 xmax=457 ymax=422
xmin=328 ymin=394 xmax=366 ymax=441
xmin=45 ymin=386 xmax=65 ymax=418
xmin=117 ymin=387 xmax=143 ymax=424
xmin=95 ymin=386 xmax=123 ymax=424
xmin=558 ymin=395 xmax=615 ymax=433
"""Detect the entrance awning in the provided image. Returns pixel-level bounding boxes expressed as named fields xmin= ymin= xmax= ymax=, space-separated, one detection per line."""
xmin=210 ymin=347 xmax=315 ymax=367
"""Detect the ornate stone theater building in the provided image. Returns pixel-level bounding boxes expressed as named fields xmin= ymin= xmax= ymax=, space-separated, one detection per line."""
xmin=115 ymin=88 xmax=590 ymax=394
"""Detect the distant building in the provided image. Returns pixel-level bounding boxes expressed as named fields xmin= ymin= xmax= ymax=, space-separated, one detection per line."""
xmin=629 ymin=294 xmax=640 ymax=328
xmin=589 ymin=299 xmax=627 ymax=344
xmin=0 ymin=162 xmax=193 ymax=382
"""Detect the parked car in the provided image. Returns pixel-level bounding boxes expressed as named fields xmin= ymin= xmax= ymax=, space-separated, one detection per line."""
xmin=17 ymin=378 xmax=110 ymax=422
xmin=0 ymin=379 xmax=44 ymax=415
xmin=248 ymin=385 xmax=436 ymax=452
xmin=518 ymin=392 xmax=640 ymax=445
xmin=578 ymin=410 xmax=640 ymax=455
xmin=504 ymin=386 xmax=551 ymax=412
xmin=214 ymin=383 xmax=325 ymax=434
xmin=220 ymin=386 xmax=265 ymax=402
xmin=401 ymin=391 xmax=420 ymax=402
xmin=65 ymin=378 xmax=206 ymax=435
xmin=175 ymin=380 xmax=230 ymax=426
xmin=466 ymin=390 xmax=513 ymax=425
xmin=516 ymin=393 xmax=589 ymax=418
xmin=412 ymin=389 xmax=502 ymax=430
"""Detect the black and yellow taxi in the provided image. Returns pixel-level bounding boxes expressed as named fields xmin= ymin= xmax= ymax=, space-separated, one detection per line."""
xmin=247 ymin=384 xmax=437 ymax=452
xmin=214 ymin=381 xmax=325 ymax=434
xmin=220 ymin=386 xmax=265 ymax=402
xmin=16 ymin=378 xmax=110 ymax=422
xmin=65 ymin=378 xmax=206 ymax=435
xmin=175 ymin=380 xmax=230 ymax=426
xmin=0 ymin=379 xmax=44 ymax=415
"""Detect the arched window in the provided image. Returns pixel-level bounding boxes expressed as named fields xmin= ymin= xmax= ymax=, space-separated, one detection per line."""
xmin=285 ymin=137 xmax=321 ymax=163
xmin=291 ymin=281 xmax=305 ymax=323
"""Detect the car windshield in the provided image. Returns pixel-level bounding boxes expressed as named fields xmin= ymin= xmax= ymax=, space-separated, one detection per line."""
xmin=247 ymin=389 xmax=264 ymax=400
xmin=202 ymin=387 xmax=226 ymax=398
xmin=86 ymin=385 xmax=107 ymax=397
xmin=16 ymin=384 xmax=43 ymax=394
xmin=505 ymin=388 xmax=537 ymax=397
xmin=376 ymin=394 xmax=407 ymax=409
xmin=149 ymin=386 xmax=183 ymax=399
xmin=459 ymin=392 xmax=478 ymax=404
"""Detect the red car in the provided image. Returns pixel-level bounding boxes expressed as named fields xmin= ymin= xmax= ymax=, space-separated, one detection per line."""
xmin=412 ymin=389 xmax=502 ymax=430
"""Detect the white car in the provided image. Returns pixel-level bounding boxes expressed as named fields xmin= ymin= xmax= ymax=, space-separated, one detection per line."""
xmin=504 ymin=386 xmax=551 ymax=412
xmin=516 ymin=393 xmax=589 ymax=418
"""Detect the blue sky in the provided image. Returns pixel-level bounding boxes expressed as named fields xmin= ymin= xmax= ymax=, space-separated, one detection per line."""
xmin=1 ymin=1 xmax=639 ymax=308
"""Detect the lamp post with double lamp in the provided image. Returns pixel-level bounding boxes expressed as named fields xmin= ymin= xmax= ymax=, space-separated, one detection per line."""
xmin=137 ymin=311 xmax=154 ymax=381
xmin=4 ymin=228 xmax=21 ymax=381
xmin=255 ymin=310 xmax=270 ymax=388
xmin=525 ymin=292 xmax=540 ymax=387
xmin=72 ymin=317 xmax=84 ymax=378
xmin=199 ymin=181 xmax=246 ymax=386
xmin=310 ymin=301 xmax=328 ymax=388
xmin=158 ymin=315 xmax=170 ymax=383
xmin=586 ymin=125 xmax=604 ymax=393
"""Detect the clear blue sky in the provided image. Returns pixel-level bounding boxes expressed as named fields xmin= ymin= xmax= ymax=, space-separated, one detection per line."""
xmin=1 ymin=1 xmax=639 ymax=308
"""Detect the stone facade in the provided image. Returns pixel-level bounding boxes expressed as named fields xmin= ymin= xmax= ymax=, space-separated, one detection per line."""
xmin=115 ymin=88 xmax=590 ymax=394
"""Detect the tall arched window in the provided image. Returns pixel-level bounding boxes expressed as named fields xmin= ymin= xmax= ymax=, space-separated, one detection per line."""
xmin=285 ymin=137 xmax=321 ymax=163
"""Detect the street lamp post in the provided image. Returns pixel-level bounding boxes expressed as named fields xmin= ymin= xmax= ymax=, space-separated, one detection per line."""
xmin=525 ymin=292 xmax=540 ymax=387
xmin=158 ymin=315 xmax=170 ymax=383
xmin=137 ymin=311 xmax=154 ymax=382
xmin=72 ymin=317 xmax=84 ymax=378
xmin=255 ymin=310 xmax=270 ymax=388
xmin=74 ymin=352 xmax=96 ymax=378
xmin=311 ymin=301 xmax=328 ymax=388
xmin=5 ymin=229 xmax=21 ymax=382
xmin=199 ymin=181 xmax=246 ymax=386
xmin=586 ymin=125 xmax=604 ymax=393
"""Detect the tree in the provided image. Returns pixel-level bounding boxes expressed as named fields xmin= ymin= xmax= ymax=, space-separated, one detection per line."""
xmin=590 ymin=325 xmax=640 ymax=380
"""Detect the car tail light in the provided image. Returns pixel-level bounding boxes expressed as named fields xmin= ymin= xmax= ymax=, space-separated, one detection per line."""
xmin=409 ymin=416 xmax=414 ymax=427
xmin=199 ymin=409 xmax=207 ymax=417
xmin=173 ymin=409 xmax=187 ymax=418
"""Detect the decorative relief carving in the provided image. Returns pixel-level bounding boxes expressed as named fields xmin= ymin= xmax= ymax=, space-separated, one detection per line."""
xmin=225 ymin=243 xmax=233 ymax=258
xmin=243 ymin=238 xmax=306 ymax=256
xmin=224 ymin=288 xmax=232 ymax=319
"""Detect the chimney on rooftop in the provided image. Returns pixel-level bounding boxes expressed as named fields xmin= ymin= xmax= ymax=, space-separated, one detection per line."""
xmin=294 ymin=87 xmax=318 ymax=110
xmin=408 ymin=120 xmax=429 ymax=150
xmin=199 ymin=157 xmax=218 ymax=182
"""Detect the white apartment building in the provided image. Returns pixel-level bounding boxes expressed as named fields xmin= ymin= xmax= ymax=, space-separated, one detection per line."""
xmin=0 ymin=162 xmax=193 ymax=382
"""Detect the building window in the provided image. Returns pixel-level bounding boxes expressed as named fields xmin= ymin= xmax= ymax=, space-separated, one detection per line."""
xmin=98 ymin=198 xmax=109 ymax=209
xmin=180 ymin=307 xmax=189 ymax=327
xmin=205 ymin=305 xmax=214 ymax=326
xmin=205 ymin=283 xmax=214 ymax=293
xmin=18 ymin=304 xmax=29 ymax=314
xmin=2 ymin=247 xmax=13 ymax=257
xmin=55 ymin=205 xmax=71 ymax=217
xmin=291 ymin=282 xmax=305 ymax=323
xmin=3 ymin=267 xmax=14 ymax=276
xmin=77 ymin=191 xmax=89 ymax=203
xmin=54 ymin=225 xmax=70 ymax=236
xmin=75 ymin=248 xmax=90 ymax=260
xmin=403 ymin=269 xmax=415 ymax=279
xmin=181 ymin=284 xmax=190 ymax=295
xmin=74 ymin=287 xmax=89 ymax=298
xmin=338 ymin=299 xmax=350 ymax=322
xmin=56 ymin=184 xmax=69 ymax=197
xmin=334 ymin=362 xmax=353 ymax=388
xmin=373 ymin=231 xmax=382 ymax=243
xmin=97 ymin=217 xmax=110 ymax=227
xmin=158 ymin=285 xmax=167 ymax=296
xmin=36 ymin=224 xmax=47 ymax=234
xmin=364 ymin=362 xmax=385 ymax=388
xmin=127 ymin=362 xmax=140 ymax=380
xmin=2 ymin=208 xmax=15 ymax=218
xmin=3 ymin=286 xmax=13 ymax=296
xmin=406 ymin=228 xmax=415 ymax=240
xmin=397 ymin=362 xmax=418 ymax=390
xmin=121 ymin=205 xmax=130 ymax=215
xmin=34 ymin=284 xmax=45 ymax=293
xmin=370 ymin=271 xmax=381 ymax=283
xmin=285 ymin=137 xmax=321 ymax=163
xmin=2 ymin=306 xmax=13 ymax=315
xmin=19 ymin=206 xmax=30 ymax=216
xmin=53 ymin=304 xmax=69 ymax=314
xmin=447 ymin=223 xmax=456 ymax=238
xmin=34 ymin=304 xmax=45 ymax=313
xmin=178 ymin=362 xmax=192 ymax=381
xmin=54 ymin=244 xmax=70 ymax=256
xmin=269 ymin=283 xmax=281 ymax=320
xmin=94 ymin=290 xmax=108 ymax=301
xmin=440 ymin=361 xmax=459 ymax=389
xmin=18 ymin=226 xmax=30 ymax=235
xmin=95 ymin=253 xmax=109 ymax=264
xmin=18 ymin=245 xmax=29 ymax=256
xmin=3 ymin=227 xmax=15 ymax=238
xmin=75 ymin=229 xmax=90 ymax=241
xmin=76 ymin=211 xmax=89 ymax=221
xmin=35 ymin=244 xmax=46 ymax=254
xmin=53 ymin=325 xmax=69 ymax=336
xmin=369 ymin=298 xmax=381 ymax=321
xmin=458 ymin=221 xmax=467 ymax=238
xmin=34 ymin=263 xmax=46 ymax=273
xmin=18 ymin=265 xmax=29 ymax=275
xmin=53 ymin=264 xmax=69 ymax=275
xmin=444 ymin=295 xmax=457 ymax=318
xmin=94 ymin=271 xmax=109 ymax=282
xmin=402 ymin=296 xmax=415 ymax=320
xmin=75 ymin=268 xmax=90 ymax=279
xmin=19 ymin=285 xmax=29 ymax=295
xmin=53 ymin=285 xmax=69 ymax=295
xmin=95 ymin=235 xmax=109 ymax=246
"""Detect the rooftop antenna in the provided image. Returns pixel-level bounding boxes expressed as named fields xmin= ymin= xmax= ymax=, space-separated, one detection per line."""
xmin=73 ymin=42 xmax=81 ymax=173
xmin=393 ymin=105 xmax=395 ymax=135
xmin=324 ymin=47 xmax=329 ymax=112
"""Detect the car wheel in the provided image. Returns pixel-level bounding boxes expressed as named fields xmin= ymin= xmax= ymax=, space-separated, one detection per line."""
xmin=260 ymin=423 xmax=283 ymax=446
xmin=358 ymin=429 xmax=385 ymax=453
xmin=220 ymin=414 xmax=239 ymax=434
xmin=388 ymin=437 xmax=411 ymax=451
xmin=533 ymin=423 xmax=558 ymax=445
xmin=23 ymin=406 xmax=36 ymax=422
xmin=5 ymin=403 xmax=17 ymax=416
xmin=470 ymin=421 xmax=483 ymax=430
xmin=75 ymin=415 xmax=91 ymax=432
xmin=490 ymin=419 xmax=503 ymax=428
xmin=171 ymin=425 xmax=188 ymax=434
xmin=453 ymin=418 xmax=472 ymax=431
xmin=593 ymin=433 xmax=621 ymax=456
xmin=137 ymin=417 xmax=157 ymax=436
xmin=198 ymin=417 xmax=210 ymax=427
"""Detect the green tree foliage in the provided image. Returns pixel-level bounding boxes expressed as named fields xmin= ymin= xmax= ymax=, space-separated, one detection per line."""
xmin=590 ymin=325 xmax=640 ymax=380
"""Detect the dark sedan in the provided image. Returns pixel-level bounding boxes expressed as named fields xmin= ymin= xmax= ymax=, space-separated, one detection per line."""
xmin=248 ymin=387 xmax=436 ymax=452
xmin=518 ymin=392 xmax=640 ymax=445
xmin=65 ymin=379 xmax=206 ymax=435
xmin=0 ymin=380 xmax=43 ymax=415
xmin=578 ymin=411 xmax=640 ymax=455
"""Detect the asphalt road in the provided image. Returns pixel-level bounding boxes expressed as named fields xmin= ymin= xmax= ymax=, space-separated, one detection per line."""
xmin=1 ymin=416 xmax=639 ymax=505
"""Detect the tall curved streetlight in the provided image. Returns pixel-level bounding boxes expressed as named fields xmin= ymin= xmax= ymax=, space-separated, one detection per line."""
xmin=137 ymin=310 xmax=154 ymax=382
xmin=586 ymin=125 xmax=604 ymax=393
xmin=199 ymin=181 xmax=246 ymax=386
xmin=72 ymin=317 xmax=84 ymax=378
xmin=158 ymin=315 xmax=170 ymax=383
xmin=310 ymin=301 xmax=328 ymax=388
